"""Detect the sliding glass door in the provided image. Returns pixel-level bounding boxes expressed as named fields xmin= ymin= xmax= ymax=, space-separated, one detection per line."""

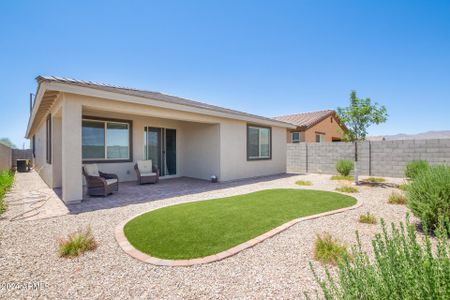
xmin=144 ymin=127 xmax=176 ymax=176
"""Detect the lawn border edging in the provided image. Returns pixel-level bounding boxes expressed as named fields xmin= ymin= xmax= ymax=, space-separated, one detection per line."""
xmin=115 ymin=193 xmax=362 ymax=267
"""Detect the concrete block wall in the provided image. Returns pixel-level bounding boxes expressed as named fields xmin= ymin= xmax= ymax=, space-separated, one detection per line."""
xmin=287 ymin=139 xmax=450 ymax=178
xmin=0 ymin=143 xmax=12 ymax=171
xmin=11 ymin=149 xmax=33 ymax=168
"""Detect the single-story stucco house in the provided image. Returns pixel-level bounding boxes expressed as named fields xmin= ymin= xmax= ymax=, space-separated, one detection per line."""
xmin=25 ymin=76 xmax=295 ymax=204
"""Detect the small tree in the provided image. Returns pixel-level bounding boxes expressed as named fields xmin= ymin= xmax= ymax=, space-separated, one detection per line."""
xmin=337 ymin=91 xmax=387 ymax=184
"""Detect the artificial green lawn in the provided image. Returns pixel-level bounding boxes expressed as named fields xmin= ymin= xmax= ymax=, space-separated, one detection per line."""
xmin=124 ymin=188 xmax=356 ymax=259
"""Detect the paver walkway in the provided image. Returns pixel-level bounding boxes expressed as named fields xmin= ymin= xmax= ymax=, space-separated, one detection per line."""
xmin=4 ymin=171 xmax=68 ymax=221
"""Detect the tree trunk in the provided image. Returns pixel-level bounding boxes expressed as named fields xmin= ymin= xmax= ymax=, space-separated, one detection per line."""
xmin=354 ymin=141 xmax=359 ymax=185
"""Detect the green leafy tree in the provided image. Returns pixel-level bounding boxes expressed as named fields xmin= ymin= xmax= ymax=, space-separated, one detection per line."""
xmin=0 ymin=138 xmax=17 ymax=149
xmin=337 ymin=91 xmax=387 ymax=184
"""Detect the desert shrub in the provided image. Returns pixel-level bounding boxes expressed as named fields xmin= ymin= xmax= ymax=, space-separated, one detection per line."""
xmin=404 ymin=160 xmax=429 ymax=180
xmin=0 ymin=170 xmax=14 ymax=214
xmin=296 ymin=180 xmax=312 ymax=186
xmin=307 ymin=217 xmax=450 ymax=300
xmin=336 ymin=186 xmax=358 ymax=193
xmin=398 ymin=183 xmax=409 ymax=191
xmin=408 ymin=165 xmax=450 ymax=230
xmin=363 ymin=177 xmax=385 ymax=183
xmin=330 ymin=175 xmax=354 ymax=181
xmin=388 ymin=192 xmax=407 ymax=205
xmin=359 ymin=212 xmax=377 ymax=224
xmin=313 ymin=233 xmax=350 ymax=265
xmin=59 ymin=226 xmax=98 ymax=258
xmin=335 ymin=160 xmax=354 ymax=176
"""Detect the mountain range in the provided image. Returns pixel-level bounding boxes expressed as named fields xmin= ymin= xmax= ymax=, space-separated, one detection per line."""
xmin=368 ymin=130 xmax=450 ymax=141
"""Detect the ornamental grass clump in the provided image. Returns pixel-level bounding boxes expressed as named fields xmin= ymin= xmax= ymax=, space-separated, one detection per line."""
xmin=296 ymin=180 xmax=313 ymax=186
xmin=307 ymin=217 xmax=450 ymax=300
xmin=335 ymin=160 xmax=354 ymax=177
xmin=59 ymin=226 xmax=97 ymax=258
xmin=404 ymin=160 xmax=429 ymax=180
xmin=359 ymin=212 xmax=377 ymax=224
xmin=398 ymin=183 xmax=409 ymax=191
xmin=330 ymin=175 xmax=354 ymax=181
xmin=408 ymin=165 xmax=450 ymax=231
xmin=336 ymin=186 xmax=358 ymax=193
xmin=313 ymin=233 xmax=350 ymax=265
xmin=388 ymin=192 xmax=407 ymax=205
xmin=363 ymin=177 xmax=385 ymax=183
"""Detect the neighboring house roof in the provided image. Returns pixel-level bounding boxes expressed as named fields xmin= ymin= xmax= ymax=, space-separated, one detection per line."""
xmin=273 ymin=110 xmax=339 ymax=130
xmin=26 ymin=76 xmax=296 ymax=137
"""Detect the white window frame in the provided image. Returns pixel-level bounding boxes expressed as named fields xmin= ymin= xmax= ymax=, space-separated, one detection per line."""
xmin=82 ymin=118 xmax=131 ymax=161
xmin=315 ymin=133 xmax=325 ymax=143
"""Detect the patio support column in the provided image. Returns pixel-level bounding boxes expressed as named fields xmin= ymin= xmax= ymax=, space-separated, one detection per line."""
xmin=61 ymin=95 xmax=83 ymax=203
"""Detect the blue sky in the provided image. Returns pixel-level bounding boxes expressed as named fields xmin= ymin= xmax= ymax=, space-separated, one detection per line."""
xmin=1 ymin=0 xmax=449 ymax=148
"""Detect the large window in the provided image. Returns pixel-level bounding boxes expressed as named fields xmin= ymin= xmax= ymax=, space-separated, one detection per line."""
xmin=247 ymin=125 xmax=271 ymax=160
xmin=82 ymin=118 xmax=131 ymax=162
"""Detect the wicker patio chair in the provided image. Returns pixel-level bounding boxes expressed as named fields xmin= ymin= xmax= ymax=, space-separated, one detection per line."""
xmin=134 ymin=160 xmax=159 ymax=185
xmin=82 ymin=164 xmax=119 ymax=197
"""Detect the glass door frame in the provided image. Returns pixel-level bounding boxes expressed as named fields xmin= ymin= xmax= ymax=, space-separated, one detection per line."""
xmin=144 ymin=126 xmax=177 ymax=177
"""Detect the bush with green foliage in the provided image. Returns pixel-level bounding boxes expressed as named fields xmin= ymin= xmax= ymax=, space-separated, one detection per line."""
xmin=408 ymin=165 xmax=450 ymax=230
xmin=0 ymin=170 xmax=14 ymax=214
xmin=404 ymin=160 xmax=429 ymax=180
xmin=59 ymin=227 xmax=97 ymax=258
xmin=308 ymin=217 xmax=450 ymax=300
xmin=313 ymin=233 xmax=350 ymax=265
xmin=335 ymin=160 xmax=354 ymax=176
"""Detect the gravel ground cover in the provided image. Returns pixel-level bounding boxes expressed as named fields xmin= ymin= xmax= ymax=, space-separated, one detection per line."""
xmin=0 ymin=172 xmax=409 ymax=299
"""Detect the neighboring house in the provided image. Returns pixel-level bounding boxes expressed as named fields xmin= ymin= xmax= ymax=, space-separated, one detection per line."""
xmin=25 ymin=76 xmax=295 ymax=203
xmin=273 ymin=110 xmax=346 ymax=143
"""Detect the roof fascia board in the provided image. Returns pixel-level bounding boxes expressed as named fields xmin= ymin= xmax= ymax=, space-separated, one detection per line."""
xmin=25 ymin=81 xmax=48 ymax=138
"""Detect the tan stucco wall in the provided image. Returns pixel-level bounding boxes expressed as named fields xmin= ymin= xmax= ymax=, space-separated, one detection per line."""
xmin=0 ymin=143 xmax=12 ymax=171
xmin=33 ymin=113 xmax=53 ymax=187
xmin=219 ymin=121 xmax=287 ymax=181
xmin=287 ymin=115 xmax=344 ymax=143
xmin=182 ymin=123 xmax=220 ymax=180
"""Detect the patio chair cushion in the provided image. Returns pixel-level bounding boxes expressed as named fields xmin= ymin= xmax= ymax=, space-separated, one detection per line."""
xmin=137 ymin=160 xmax=153 ymax=173
xmin=106 ymin=178 xmax=118 ymax=185
xmin=140 ymin=172 xmax=157 ymax=177
xmin=84 ymin=164 xmax=100 ymax=177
